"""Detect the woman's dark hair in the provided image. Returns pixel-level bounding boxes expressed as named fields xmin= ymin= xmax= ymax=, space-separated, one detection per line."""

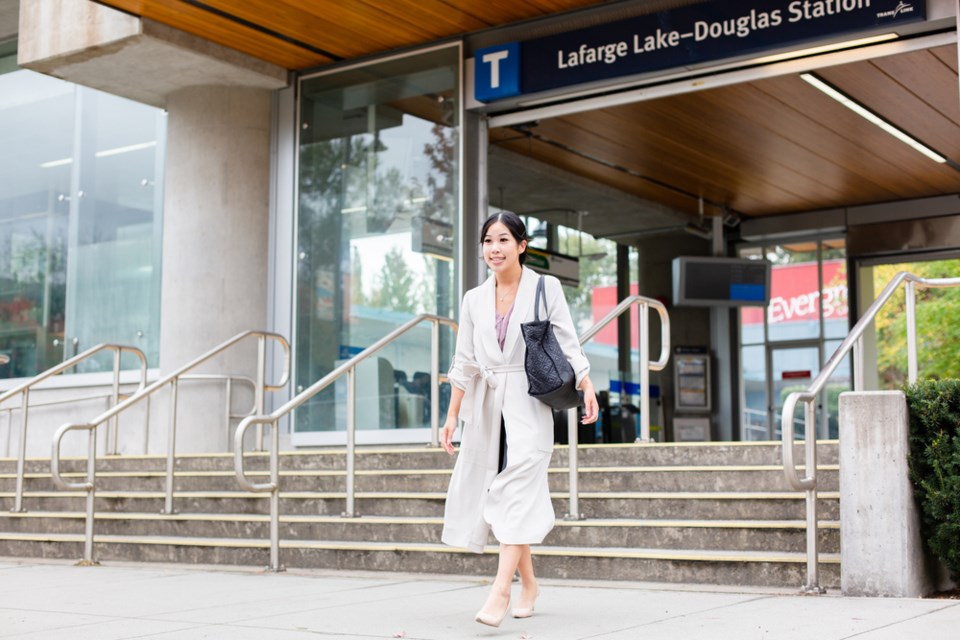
xmin=480 ymin=210 xmax=528 ymax=265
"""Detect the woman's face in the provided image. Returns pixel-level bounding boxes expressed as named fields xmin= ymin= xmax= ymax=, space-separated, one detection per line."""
xmin=482 ymin=221 xmax=526 ymax=275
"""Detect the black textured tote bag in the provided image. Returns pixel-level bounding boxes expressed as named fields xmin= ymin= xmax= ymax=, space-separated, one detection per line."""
xmin=521 ymin=276 xmax=582 ymax=411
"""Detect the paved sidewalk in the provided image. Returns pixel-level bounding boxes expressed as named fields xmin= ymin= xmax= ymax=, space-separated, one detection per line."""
xmin=0 ymin=558 xmax=957 ymax=639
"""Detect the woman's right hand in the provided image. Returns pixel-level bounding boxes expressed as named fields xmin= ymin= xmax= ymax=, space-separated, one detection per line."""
xmin=440 ymin=416 xmax=458 ymax=455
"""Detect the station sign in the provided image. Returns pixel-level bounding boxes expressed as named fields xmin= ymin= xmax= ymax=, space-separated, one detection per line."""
xmin=474 ymin=0 xmax=926 ymax=102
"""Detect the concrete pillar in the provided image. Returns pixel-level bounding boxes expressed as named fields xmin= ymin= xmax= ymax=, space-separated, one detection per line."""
xmin=839 ymin=390 xmax=930 ymax=596
xmin=148 ymin=87 xmax=271 ymax=453
xmin=160 ymin=86 xmax=271 ymax=371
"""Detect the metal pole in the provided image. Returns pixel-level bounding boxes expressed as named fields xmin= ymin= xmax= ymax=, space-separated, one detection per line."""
xmin=905 ymin=280 xmax=918 ymax=384
xmin=11 ymin=390 xmax=28 ymax=513
xmin=81 ymin=426 xmax=97 ymax=565
xmin=430 ymin=320 xmax=440 ymax=447
xmin=639 ymin=302 xmax=651 ymax=442
xmin=162 ymin=379 xmax=178 ymax=515
xmin=565 ymin=407 xmax=582 ymax=520
xmin=344 ymin=368 xmax=357 ymax=517
xmin=109 ymin=348 xmax=121 ymax=455
xmin=853 ymin=337 xmax=864 ymax=392
xmin=802 ymin=400 xmax=824 ymax=593
xmin=269 ymin=418 xmax=282 ymax=571
xmin=225 ymin=377 xmax=233 ymax=451
xmin=255 ymin=336 xmax=266 ymax=452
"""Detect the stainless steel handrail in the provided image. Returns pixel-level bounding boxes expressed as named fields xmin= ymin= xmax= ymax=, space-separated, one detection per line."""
xmin=781 ymin=271 xmax=960 ymax=593
xmin=51 ymin=331 xmax=290 ymax=565
xmin=1 ymin=344 xmax=148 ymax=513
xmin=565 ymin=295 xmax=670 ymax=520
xmin=234 ymin=314 xmax=456 ymax=571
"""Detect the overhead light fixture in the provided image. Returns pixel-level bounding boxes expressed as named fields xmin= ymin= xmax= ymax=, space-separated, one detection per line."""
xmin=800 ymin=73 xmax=948 ymax=164
xmin=39 ymin=157 xmax=72 ymax=169
xmin=40 ymin=141 xmax=158 ymax=168
xmin=753 ymin=34 xmax=898 ymax=64
xmin=95 ymin=141 xmax=156 ymax=158
xmin=683 ymin=222 xmax=712 ymax=240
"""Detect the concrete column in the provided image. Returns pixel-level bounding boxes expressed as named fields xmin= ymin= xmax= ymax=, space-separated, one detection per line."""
xmin=839 ymin=390 xmax=930 ymax=596
xmin=150 ymin=86 xmax=271 ymax=453
xmin=160 ymin=86 xmax=271 ymax=372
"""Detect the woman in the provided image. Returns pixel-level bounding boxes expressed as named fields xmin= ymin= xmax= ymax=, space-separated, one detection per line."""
xmin=440 ymin=211 xmax=599 ymax=627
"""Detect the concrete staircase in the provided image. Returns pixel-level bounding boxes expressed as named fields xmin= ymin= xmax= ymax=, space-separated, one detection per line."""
xmin=0 ymin=442 xmax=840 ymax=588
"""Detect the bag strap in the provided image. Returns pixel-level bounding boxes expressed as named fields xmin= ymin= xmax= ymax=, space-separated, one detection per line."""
xmin=534 ymin=275 xmax=548 ymax=322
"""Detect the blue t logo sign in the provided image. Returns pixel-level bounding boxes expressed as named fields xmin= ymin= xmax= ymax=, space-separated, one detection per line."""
xmin=474 ymin=42 xmax=520 ymax=102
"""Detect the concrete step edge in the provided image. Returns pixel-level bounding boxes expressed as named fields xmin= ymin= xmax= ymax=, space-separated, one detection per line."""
xmin=0 ymin=439 xmax=841 ymax=464
xmin=0 ymin=532 xmax=841 ymax=564
xmin=0 ymin=511 xmax=841 ymax=529
xmin=0 ymin=465 xmax=839 ymax=480
xmin=0 ymin=490 xmax=842 ymax=500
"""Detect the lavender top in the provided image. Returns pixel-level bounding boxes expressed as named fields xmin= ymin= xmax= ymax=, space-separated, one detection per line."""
xmin=495 ymin=304 xmax=514 ymax=351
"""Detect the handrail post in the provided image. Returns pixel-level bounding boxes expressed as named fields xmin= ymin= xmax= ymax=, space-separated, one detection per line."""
xmin=162 ymin=379 xmax=178 ymax=515
xmin=11 ymin=389 xmax=29 ymax=513
xmin=853 ymin=336 xmax=864 ymax=392
xmin=802 ymin=399 xmax=824 ymax=594
xmin=81 ymin=425 xmax=98 ymax=565
xmin=269 ymin=418 xmax=282 ymax=571
xmin=109 ymin=348 xmax=121 ymax=455
xmin=639 ymin=302 xmax=651 ymax=442
xmin=343 ymin=367 xmax=358 ymax=518
xmin=429 ymin=319 xmax=440 ymax=448
xmin=564 ymin=407 xmax=583 ymax=520
xmin=225 ymin=376 xmax=234 ymax=451
xmin=905 ymin=280 xmax=918 ymax=384
xmin=255 ymin=336 xmax=266 ymax=452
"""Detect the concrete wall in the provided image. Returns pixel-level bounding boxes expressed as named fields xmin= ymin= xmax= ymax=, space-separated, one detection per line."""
xmin=839 ymin=390 xmax=946 ymax=596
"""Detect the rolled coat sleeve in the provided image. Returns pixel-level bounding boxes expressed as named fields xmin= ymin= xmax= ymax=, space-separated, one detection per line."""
xmin=542 ymin=275 xmax=590 ymax=386
xmin=447 ymin=290 xmax=477 ymax=421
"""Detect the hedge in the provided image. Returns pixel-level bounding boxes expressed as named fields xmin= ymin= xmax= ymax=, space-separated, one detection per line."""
xmin=905 ymin=379 xmax=960 ymax=582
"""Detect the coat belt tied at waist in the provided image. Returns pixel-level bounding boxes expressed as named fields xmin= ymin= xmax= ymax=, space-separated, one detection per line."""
xmin=461 ymin=362 xmax=525 ymax=427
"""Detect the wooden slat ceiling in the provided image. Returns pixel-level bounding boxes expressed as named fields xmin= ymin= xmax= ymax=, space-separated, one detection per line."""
xmin=493 ymin=45 xmax=960 ymax=219
xmin=94 ymin=1 xmax=960 ymax=223
xmin=95 ymin=0 xmax=609 ymax=70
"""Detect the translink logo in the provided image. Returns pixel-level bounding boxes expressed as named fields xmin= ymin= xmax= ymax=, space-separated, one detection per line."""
xmin=474 ymin=42 xmax=521 ymax=102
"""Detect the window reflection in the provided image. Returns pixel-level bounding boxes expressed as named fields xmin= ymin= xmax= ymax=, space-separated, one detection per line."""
xmin=0 ymin=64 xmax=165 ymax=378
xmin=296 ymin=47 xmax=460 ymax=435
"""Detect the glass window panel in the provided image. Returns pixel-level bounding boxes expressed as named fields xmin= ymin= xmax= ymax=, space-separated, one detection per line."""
xmin=296 ymin=47 xmax=460 ymax=433
xmin=872 ymin=257 xmax=960 ymax=389
xmin=0 ymin=67 xmax=164 ymax=378
xmin=740 ymin=344 xmax=768 ymax=441
xmin=738 ymin=246 xmax=765 ymax=345
xmin=822 ymin=239 xmax=848 ymax=340
xmin=823 ymin=339 xmax=849 ymax=439
xmin=69 ymin=88 xmax=165 ymax=372
xmin=0 ymin=69 xmax=74 ymax=376
xmin=771 ymin=346 xmax=820 ymax=440
xmin=766 ymin=245 xmax=822 ymax=342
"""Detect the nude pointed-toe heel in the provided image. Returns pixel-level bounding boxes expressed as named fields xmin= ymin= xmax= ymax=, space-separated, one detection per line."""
xmin=512 ymin=588 xmax=540 ymax=619
xmin=475 ymin=597 xmax=511 ymax=627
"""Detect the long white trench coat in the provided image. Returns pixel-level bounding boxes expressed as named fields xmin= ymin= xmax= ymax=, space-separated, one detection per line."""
xmin=441 ymin=266 xmax=590 ymax=552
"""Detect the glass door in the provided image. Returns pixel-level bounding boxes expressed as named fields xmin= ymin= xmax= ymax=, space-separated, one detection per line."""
xmin=769 ymin=342 xmax=821 ymax=440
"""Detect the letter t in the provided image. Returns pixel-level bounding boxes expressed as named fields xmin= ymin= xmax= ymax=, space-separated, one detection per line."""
xmin=482 ymin=50 xmax=510 ymax=89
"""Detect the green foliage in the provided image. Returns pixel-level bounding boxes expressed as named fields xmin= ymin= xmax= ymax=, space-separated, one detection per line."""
xmin=905 ymin=379 xmax=960 ymax=581
xmin=875 ymin=260 xmax=960 ymax=388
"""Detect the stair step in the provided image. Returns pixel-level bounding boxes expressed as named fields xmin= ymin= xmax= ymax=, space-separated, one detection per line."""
xmin=0 ymin=464 xmax=839 ymax=493
xmin=0 ymin=441 xmax=843 ymax=587
xmin=0 ymin=532 xmax=840 ymax=587
xmin=0 ymin=511 xmax=841 ymax=553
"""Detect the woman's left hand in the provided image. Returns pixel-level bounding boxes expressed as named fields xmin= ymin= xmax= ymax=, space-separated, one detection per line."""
xmin=579 ymin=377 xmax=599 ymax=424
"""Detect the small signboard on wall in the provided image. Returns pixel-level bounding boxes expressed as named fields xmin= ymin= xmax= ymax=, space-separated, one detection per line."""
xmin=674 ymin=346 xmax=711 ymax=412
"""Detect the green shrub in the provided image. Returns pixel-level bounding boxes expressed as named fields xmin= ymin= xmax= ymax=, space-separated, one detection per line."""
xmin=905 ymin=379 xmax=960 ymax=581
